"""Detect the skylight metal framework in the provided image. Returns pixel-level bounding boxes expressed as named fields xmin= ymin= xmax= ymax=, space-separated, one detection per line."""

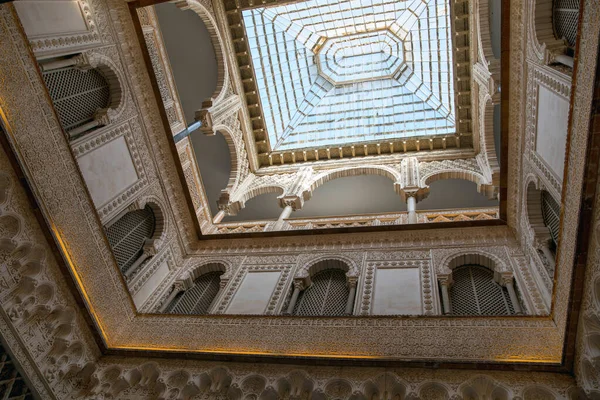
xmin=225 ymin=0 xmax=473 ymax=166
xmin=243 ymin=0 xmax=456 ymax=151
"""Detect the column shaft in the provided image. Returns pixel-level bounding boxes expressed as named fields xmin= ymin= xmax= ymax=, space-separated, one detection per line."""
xmin=540 ymin=244 xmax=556 ymax=271
xmin=407 ymin=196 xmax=417 ymax=224
xmin=345 ymin=286 xmax=356 ymax=315
xmin=285 ymin=287 xmax=301 ymax=314
xmin=440 ymin=283 xmax=452 ymax=314
xmin=213 ymin=210 xmax=226 ymax=224
xmin=505 ymin=282 xmax=522 ymax=314
xmin=159 ymin=287 xmax=183 ymax=312
xmin=273 ymin=205 xmax=293 ymax=231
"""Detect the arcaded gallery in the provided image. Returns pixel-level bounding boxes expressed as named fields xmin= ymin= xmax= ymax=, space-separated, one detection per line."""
xmin=0 ymin=0 xmax=598 ymax=397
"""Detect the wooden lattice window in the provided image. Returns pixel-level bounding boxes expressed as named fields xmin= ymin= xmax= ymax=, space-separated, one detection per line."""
xmin=105 ymin=206 xmax=155 ymax=275
xmin=293 ymin=269 xmax=349 ymax=316
xmin=449 ymin=265 xmax=515 ymax=316
xmin=166 ymin=271 xmax=222 ymax=314
xmin=42 ymin=66 xmax=110 ymax=133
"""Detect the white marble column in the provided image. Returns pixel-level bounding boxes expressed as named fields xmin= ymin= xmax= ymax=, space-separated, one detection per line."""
xmin=501 ymin=274 xmax=523 ymax=314
xmin=273 ymin=204 xmax=294 ymax=231
xmin=213 ymin=210 xmax=226 ymax=224
xmin=345 ymin=277 xmax=358 ymax=315
xmin=158 ymin=282 xmax=186 ymax=312
xmin=407 ymin=195 xmax=417 ymax=224
xmin=285 ymin=280 xmax=305 ymax=314
xmin=438 ymin=275 xmax=452 ymax=314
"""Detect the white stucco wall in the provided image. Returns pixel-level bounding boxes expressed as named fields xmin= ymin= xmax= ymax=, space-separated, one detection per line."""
xmin=372 ymin=267 xmax=422 ymax=315
xmin=133 ymin=259 xmax=170 ymax=308
xmin=77 ymin=136 xmax=139 ymax=208
xmin=14 ymin=0 xmax=88 ymax=38
xmin=226 ymin=271 xmax=281 ymax=314
xmin=536 ymin=85 xmax=569 ymax=181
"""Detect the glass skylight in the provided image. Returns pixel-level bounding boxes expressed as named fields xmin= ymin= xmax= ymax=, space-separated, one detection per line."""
xmin=242 ymin=0 xmax=455 ymax=151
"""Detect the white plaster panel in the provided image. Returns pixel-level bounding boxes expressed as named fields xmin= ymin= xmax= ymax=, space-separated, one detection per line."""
xmin=14 ymin=1 xmax=88 ymax=38
xmin=226 ymin=271 xmax=281 ymax=314
xmin=372 ymin=268 xmax=422 ymax=315
xmin=77 ymin=136 xmax=138 ymax=208
xmin=133 ymin=260 xmax=170 ymax=308
xmin=535 ymin=85 xmax=569 ymax=181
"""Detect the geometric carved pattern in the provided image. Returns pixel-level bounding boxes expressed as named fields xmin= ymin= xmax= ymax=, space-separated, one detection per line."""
xmin=167 ymin=271 xmax=222 ymax=314
xmin=42 ymin=66 xmax=110 ymax=132
xmin=293 ymin=268 xmax=349 ymax=316
xmin=105 ymin=205 xmax=155 ymax=274
xmin=450 ymin=265 xmax=515 ymax=315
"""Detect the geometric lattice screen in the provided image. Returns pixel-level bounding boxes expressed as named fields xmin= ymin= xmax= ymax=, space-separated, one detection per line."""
xmin=105 ymin=206 xmax=155 ymax=275
xmin=242 ymin=0 xmax=456 ymax=151
xmin=0 ymin=343 xmax=34 ymax=400
xmin=449 ymin=265 xmax=515 ymax=316
xmin=166 ymin=271 xmax=222 ymax=315
xmin=42 ymin=66 xmax=110 ymax=132
xmin=553 ymin=0 xmax=579 ymax=48
xmin=293 ymin=268 xmax=349 ymax=316
xmin=541 ymin=190 xmax=561 ymax=247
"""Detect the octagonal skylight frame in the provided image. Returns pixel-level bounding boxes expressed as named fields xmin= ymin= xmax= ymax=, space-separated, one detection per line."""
xmin=241 ymin=0 xmax=457 ymax=152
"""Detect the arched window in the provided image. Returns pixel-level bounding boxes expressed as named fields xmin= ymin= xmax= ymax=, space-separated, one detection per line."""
xmin=293 ymin=269 xmax=349 ymax=316
xmin=42 ymin=65 xmax=110 ymax=136
xmin=552 ymin=0 xmax=579 ymax=49
xmin=166 ymin=271 xmax=222 ymax=314
xmin=449 ymin=265 xmax=516 ymax=316
xmin=105 ymin=205 xmax=155 ymax=276
xmin=541 ymin=190 xmax=560 ymax=247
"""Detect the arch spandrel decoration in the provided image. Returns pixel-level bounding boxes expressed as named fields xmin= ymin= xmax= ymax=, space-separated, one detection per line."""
xmin=180 ymin=0 xmax=230 ymax=105
xmin=294 ymin=253 xmax=362 ymax=281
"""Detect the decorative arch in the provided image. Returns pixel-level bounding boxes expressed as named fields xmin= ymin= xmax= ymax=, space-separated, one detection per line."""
xmin=295 ymin=254 xmax=359 ymax=280
xmin=235 ymin=185 xmax=285 ymax=210
xmin=85 ymin=51 xmax=128 ymax=123
xmin=421 ymin=169 xmax=495 ymax=199
xmin=180 ymin=259 xmax=231 ymax=283
xmin=482 ymin=96 xmax=500 ymax=180
xmin=308 ymin=165 xmax=401 ymax=195
xmin=183 ymin=0 xmax=229 ymax=103
xmin=475 ymin=0 xmax=500 ymax=82
xmin=527 ymin=0 xmax=568 ymax=64
xmin=212 ymin=125 xmax=244 ymax=198
xmin=524 ymin=177 xmax=553 ymax=245
xmin=438 ymin=250 xmax=508 ymax=275
xmin=136 ymin=197 xmax=168 ymax=252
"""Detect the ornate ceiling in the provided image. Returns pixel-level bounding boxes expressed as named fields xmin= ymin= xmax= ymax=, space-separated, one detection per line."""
xmin=225 ymin=0 xmax=474 ymax=167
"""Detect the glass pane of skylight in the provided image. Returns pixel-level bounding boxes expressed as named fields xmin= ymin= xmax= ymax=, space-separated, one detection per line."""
xmin=242 ymin=0 xmax=455 ymax=151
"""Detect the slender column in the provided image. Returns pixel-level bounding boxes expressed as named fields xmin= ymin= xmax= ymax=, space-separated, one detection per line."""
xmin=345 ymin=277 xmax=358 ymax=315
xmin=213 ymin=210 xmax=226 ymax=224
xmin=438 ymin=275 xmax=452 ymax=314
xmin=539 ymin=242 xmax=556 ymax=271
xmin=407 ymin=195 xmax=417 ymax=224
xmin=273 ymin=204 xmax=294 ymax=231
xmin=40 ymin=54 xmax=88 ymax=72
xmin=158 ymin=282 xmax=186 ymax=312
xmin=285 ymin=280 xmax=305 ymax=314
xmin=501 ymin=274 xmax=523 ymax=314
xmin=553 ymin=54 xmax=574 ymax=68
xmin=67 ymin=119 xmax=101 ymax=137
xmin=124 ymin=251 xmax=152 ymax=279
xmin=279 ymin=204 xmax=293 ymax=221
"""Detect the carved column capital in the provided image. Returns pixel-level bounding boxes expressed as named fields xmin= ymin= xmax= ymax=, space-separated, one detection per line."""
xmin=195 ymin=100 xmax=214 ymax=135
xmin=293 ymin=278 xmax=307 ymax=291
xmin=498 ymin=272 xmax=515 ymax=287
xmin=437 ymin=273 xmax=453 ymax=287
xmin=279 ymin=195 xmax=304 ymax=211
xmin=346 ymin=275 xmax=359 ymax=288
